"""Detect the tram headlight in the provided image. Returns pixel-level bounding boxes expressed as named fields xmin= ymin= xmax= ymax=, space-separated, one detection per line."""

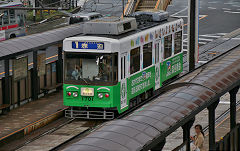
xmin=73 ymin=92 xmax=78 ymax=97
xmin=98 ymin=93 xmax=103 ymax=99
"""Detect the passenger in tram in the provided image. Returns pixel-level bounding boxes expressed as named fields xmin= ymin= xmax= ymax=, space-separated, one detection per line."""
xmin=190 ymin=124 xmax=206 ymax=151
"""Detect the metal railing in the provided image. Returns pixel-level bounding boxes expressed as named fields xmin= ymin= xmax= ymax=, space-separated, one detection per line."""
xmin=123 ymin=0 xmax=137 ymax=16
xmin=216 ymin=123 xmax=240 ymax=151
xmin=123 ymin=0 xmax=172 ymax=16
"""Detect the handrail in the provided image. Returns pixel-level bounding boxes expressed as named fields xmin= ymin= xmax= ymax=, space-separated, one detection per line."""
xmin=154 ymin=0 xmax=162 ymax=10
xmin=133 ymin=0 xmax=140 ymax=12
xmin=163 ymin=0 xmax=172 ymax=10
xmin=123 ymin=0 xmax=132 ymax=16
xmin=123 ymin=0 xmax=172 ymax=16
xmin=123 ymin=0 xmax=137 ymax=16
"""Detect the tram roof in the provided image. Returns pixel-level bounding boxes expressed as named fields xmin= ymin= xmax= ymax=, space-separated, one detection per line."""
xmin=74 ymin=17 xmax=180 ymax=40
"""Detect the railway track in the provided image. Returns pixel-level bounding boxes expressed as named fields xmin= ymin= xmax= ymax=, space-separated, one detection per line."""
xmin=13 ymin=118 xmax=103 ymax=151
xmin=203 ymin=100 xmax=240 ymax=134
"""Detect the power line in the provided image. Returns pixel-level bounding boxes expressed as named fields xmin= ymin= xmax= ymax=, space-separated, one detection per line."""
xmin=82 ymin=0 xmax=126 ymax=16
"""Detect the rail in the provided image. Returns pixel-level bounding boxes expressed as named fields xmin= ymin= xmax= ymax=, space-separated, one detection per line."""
xmin=216 ymin=124 xmax=240 ymax=151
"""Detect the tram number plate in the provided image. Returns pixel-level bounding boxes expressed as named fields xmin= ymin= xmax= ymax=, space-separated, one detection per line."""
xmin=82 ymin=97 xmax=94 ymax=101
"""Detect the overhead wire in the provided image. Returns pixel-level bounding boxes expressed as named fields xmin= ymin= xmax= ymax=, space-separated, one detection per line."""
xmin=82 ymin=0 xmax=128 ymax=16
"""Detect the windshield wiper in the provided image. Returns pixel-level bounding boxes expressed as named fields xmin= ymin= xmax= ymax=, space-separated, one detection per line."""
xmin=80 ymin=77 xmax=90 ymax=85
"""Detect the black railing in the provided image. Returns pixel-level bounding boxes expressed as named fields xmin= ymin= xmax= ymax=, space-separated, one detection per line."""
xmin=216 ymin=123 xmax=240 ymax=151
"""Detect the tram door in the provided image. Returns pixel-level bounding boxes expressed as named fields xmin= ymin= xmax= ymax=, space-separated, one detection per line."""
xmin=155 ymin=40 xmax=161 ymax=90
xmin=120 ymin=53 xmax=127 ymax=109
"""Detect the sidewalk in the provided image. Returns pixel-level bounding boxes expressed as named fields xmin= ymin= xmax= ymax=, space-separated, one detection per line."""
xmin=0 ymin=91 xmax=65 ymax=146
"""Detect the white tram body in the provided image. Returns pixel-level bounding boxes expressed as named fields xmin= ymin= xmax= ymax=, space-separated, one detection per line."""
xmin=63 ymin=13 xmax=184 ymax=119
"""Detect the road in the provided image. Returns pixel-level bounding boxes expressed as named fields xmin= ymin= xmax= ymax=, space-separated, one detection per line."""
xmin=83 ymin=0 xmax=240 ymax=52
xmin=167 ymin=0 xmax=240 ymax=51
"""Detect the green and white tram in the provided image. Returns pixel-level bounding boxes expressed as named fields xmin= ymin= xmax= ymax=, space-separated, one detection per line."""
xmin=63 ymin=12 xmax=183 ymax=119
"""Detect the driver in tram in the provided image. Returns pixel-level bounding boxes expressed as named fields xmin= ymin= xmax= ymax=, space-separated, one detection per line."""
xmin=72 ymin=65 xmax=81 ymax=80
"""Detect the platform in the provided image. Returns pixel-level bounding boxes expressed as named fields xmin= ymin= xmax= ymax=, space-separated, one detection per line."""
xmin=163 ymin=91 xmax=240 ymax=151
xmin=0 ymin=91 xmax=65 ymax=147
xmin=204 ymin=101 xmax=240 ymax=149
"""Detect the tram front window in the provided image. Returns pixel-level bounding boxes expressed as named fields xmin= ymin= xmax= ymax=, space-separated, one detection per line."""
xmin=64 ymin=52 xmax=118 ymax=85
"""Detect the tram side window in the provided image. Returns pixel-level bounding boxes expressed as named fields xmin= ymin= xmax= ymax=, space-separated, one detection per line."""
xmin=155 ymin=43 xmax=159 ymax=64
xmin=17 ymin=14 xmax=24 ymax=27
xmin=0 ymin=16 xmax=2 ymax=26
xmin=123 ymin=56 xmax=126 ymax=78
xmin=130 ymin=47 xmax=140 ymax=74
xmin=143 ymin=42 xmax=152 ymax=68
xmin=174 ymin=31 xmax=182 ymax=54
xmin=121 ymin=56 xmax=126 ymax=80
xmin=121 ymin=57 xmax=123 ymax=79
xmin=3 ymin=10 xmax=9 ymax=25
xmin=0 ymin=11 xmax=2 ymax=25
xmin=24 ymin=14 xmax=26 ymax=21
xmin=113 ymin=53 xmax=118 ymax=82
xmin=9 ymin=10 xmax=15 ymax=24
xmin=164 ymin=34 xmax=172 ymax=59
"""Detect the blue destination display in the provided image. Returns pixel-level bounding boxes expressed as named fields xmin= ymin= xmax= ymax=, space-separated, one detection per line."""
xmin=72 ymin=41 xmax=104 ymax=50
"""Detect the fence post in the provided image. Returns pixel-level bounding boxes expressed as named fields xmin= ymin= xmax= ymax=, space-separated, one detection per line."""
xmin=237 ymin=125 xmax=240 ymax=150
xmin=57 ymin=47 xmax=63 ymax=84
xmin=229 ymin=86 xmax=239 ymax=130
xmin=71 ymin=0 xmax=74 ymax=8
xmin=151 ymin=138 xmax=166 ymax=151
xmin=31 ymin=50 xmax=38 ymax=100
xmin=207 ymin=99 xmax=219 ymax=150
xmin=182 ymin=118 xmax=195 ymax=151
xmin=3 ymin=59 xmax=10 ymax=106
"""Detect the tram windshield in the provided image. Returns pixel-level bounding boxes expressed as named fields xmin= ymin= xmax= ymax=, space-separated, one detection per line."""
xmin=64 ymin=52 xmax=118 ymax=85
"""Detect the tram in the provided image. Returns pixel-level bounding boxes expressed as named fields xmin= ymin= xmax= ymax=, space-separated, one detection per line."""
xmin=63 ymin=11 xmax=184 ymax=119
xmin=0 ymin=2 xmax=26 ymax=41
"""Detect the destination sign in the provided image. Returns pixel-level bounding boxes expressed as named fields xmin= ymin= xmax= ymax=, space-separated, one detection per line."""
xmin=72 ymin=41 xmax=104 ymax=50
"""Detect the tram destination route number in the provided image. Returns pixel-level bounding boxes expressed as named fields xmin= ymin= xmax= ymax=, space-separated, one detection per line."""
xmin=72 ymin=41 xmax=104 ymax=50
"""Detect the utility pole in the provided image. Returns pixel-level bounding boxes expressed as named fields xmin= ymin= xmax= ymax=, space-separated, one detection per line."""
xmin=33 ymin=0 xmax=36 ymax=22
xmin=122 ymin=0 xmax=125 ymax=17
xmin=188 ymin=0 xmax=199 ymax=71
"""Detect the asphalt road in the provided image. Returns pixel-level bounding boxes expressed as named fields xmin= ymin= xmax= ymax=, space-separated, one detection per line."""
xmin=83 ymin=0 xmax=240 ymax=50
xmin=85 ymin=0 xmax=240 ymax=35
xmin=167 ymin=0 xmax=240 ymax=50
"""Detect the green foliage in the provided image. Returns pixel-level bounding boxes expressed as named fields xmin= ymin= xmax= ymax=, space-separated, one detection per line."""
xmin=26 ymin=10 xmax=68 ymax=22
